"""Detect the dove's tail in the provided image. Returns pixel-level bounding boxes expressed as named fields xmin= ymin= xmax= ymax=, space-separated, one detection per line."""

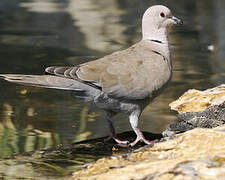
xmin=0 ymin=74 xmax=87 ymax=91
xmin=0 ymin=74 xmax=101 ymax=102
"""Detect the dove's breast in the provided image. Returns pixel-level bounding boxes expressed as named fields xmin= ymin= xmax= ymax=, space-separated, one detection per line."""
xmin=145 ymin=53 xmax=172 ymax=96
xmin=130 ymin=40 xmax=172 ymax=99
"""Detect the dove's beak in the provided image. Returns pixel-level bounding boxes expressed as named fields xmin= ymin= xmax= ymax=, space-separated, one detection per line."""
xmin=171 ymin=16 xmax=183 ymax=25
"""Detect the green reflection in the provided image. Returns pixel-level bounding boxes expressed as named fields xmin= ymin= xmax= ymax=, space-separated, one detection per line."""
xmin=0 ymin=107 xmax=93 ymax=159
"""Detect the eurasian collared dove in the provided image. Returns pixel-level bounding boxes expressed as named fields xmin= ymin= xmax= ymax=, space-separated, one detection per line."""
xmin=0 ymin=5 xmax=182 ymax=146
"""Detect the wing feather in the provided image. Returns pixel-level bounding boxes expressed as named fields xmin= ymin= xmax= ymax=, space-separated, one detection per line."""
xmin=45 ymin=40 xmax=169 ymax=99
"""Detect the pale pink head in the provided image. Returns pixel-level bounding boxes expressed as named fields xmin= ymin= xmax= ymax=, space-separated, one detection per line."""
xmin=142 ymin=5 xmax=182 ymax=41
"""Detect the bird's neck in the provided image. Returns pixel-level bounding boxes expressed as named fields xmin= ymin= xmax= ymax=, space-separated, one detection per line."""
xmin=142 ymin=17 xmax=169 ymax=43
xmin=142 ymin=28 xmax=168 ymax=45
xmin=142 ymin=24 xmax=170 ymax=60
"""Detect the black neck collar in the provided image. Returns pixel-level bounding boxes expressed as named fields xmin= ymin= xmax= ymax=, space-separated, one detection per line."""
xmin=149 ymin=39 xmax=164 ymax=44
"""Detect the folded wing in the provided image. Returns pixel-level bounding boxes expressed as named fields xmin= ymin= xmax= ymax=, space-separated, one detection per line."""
xmin=45 ymin=41 xmax=166 ymax=99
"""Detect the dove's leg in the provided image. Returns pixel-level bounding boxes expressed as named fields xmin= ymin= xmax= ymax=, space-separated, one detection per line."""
xmin=105 ymin=111 xmax=129 ymax=145
xmin=129 ymin=111 xmax=157 ymax=146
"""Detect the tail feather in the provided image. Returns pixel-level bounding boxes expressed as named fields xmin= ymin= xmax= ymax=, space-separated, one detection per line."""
xmin=0 ymin=74 xmax=86 ymax=91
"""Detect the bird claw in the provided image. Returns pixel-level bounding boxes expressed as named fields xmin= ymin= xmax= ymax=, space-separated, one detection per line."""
xmin=114 ymin=139 xmax=129 ymax=145
xmin=129 ymin=137 xmax=158 ymax=147
xmin=105 ymin=133 xmax=158 ymax=147
xmin=104 ymin=135 xmax=129 ymax=145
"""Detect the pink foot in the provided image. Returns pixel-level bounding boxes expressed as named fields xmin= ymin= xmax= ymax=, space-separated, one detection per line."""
xmin=129 ymin=137 xmax=158 ymax=146
xmin=104 ymin=135 xmax=129 ymax=145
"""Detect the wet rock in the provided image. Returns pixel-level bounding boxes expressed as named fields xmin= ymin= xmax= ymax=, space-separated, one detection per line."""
xmin=72 ymin=125 xmax=225 ymax=180
xmin=167 ymin=84 xmax=225 ymax=133
xmin=170 ymin=84 xmax=225 ymax=114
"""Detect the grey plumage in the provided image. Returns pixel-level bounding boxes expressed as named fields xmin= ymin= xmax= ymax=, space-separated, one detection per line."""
xmin=0 ymin=5 xmax=182 ymax=146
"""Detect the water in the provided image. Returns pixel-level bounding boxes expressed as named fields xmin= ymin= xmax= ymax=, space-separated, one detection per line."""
xmin=0 ymin=0 xmax=225 ymax=176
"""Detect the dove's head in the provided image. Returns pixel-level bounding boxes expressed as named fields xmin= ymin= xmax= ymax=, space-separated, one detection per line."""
xmin=142 ymin=5 xmax=182 ymax=42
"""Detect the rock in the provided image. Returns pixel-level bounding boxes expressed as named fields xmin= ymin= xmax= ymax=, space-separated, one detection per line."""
xmin=169 ymin=84 xmax=225 ymax=114
xmin=71 ymin=125 xmax=225 ymax=180
xmin=167 ymin=85 xmax=225 ymax=133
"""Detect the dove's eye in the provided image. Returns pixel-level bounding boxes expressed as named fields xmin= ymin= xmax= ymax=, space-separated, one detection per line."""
xmin=160 ymin=12 xmax=165 ymax=18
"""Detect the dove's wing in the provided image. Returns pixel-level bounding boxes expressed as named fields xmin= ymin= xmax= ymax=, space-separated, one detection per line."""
xmin=46 ymin=40 xmax=171 ymax=99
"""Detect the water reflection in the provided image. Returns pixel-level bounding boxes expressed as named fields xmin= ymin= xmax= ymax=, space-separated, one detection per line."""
xmin=0 ymin=0 xmax=225 ymax=161
xmin=20 ymin=0 xmax=64 ymax=13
